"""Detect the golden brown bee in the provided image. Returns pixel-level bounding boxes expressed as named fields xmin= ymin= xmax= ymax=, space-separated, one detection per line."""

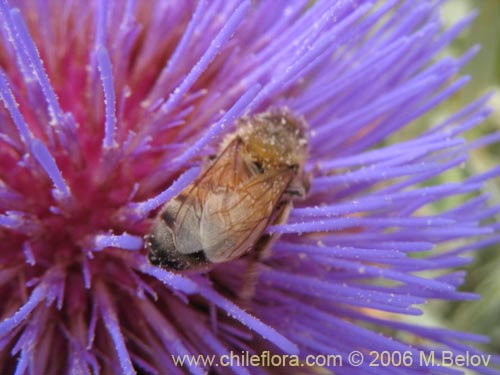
xmin=146 ymin=108 xmax=309 ymax=270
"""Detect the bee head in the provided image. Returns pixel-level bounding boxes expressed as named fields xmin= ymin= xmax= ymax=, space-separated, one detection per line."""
xmin=236 ymin=109 xmax=309 ymax=170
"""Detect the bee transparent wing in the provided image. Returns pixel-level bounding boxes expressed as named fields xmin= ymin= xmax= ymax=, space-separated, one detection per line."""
xmin=200 ymin=166 xmax=295 ymax=263
xmin=172 ymin=138 xmax=254 ymax=255
xmin=166 ymin=198 xmax=204 ymax=255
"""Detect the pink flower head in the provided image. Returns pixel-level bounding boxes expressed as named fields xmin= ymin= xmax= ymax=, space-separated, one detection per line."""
xmin=0 ymin=1 xmax=499 ymax=374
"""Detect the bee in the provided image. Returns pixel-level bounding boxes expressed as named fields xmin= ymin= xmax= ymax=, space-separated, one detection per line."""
xmin=146 ymin=108 xmax=309 ymax=271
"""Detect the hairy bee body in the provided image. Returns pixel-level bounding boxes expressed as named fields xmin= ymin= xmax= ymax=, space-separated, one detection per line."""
xmin=146 ymin=109 xmax=309 ymax=270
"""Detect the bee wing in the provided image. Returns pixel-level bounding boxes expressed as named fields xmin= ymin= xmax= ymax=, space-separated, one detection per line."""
xmin=172 ymin=138 xmax=255 ymax=255
xmin=199 ymin=166 xmax=295 ymax=263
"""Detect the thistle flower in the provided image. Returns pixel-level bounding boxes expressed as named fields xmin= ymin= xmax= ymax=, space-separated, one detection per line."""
xmin=0 ymin=1 xmax=499 ymax=374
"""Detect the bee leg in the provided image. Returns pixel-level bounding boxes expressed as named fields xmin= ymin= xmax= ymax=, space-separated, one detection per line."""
xmin=238 ymin=203 xmax=292 ymax=303
xmin=237 ymin=235 xmax=273 ymax=303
